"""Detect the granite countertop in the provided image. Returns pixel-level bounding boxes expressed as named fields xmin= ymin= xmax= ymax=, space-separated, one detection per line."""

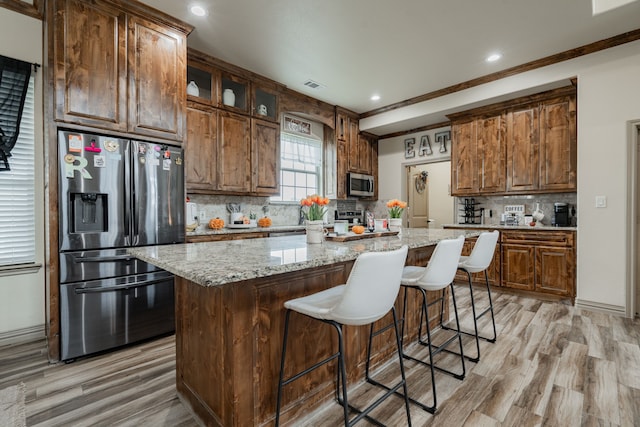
xmin=442 ymin=223 xmax=577 ymax=231
xmin=129 ymin=228 xmax=480 ymax=288
xmin=187 ymin=224 xmax=306 ymax=237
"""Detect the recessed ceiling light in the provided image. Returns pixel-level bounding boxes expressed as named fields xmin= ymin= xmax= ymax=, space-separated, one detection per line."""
xmin=370 ymin=94 xmax=381 ymax=101
xmin=190 ymin=5 xmax=208 ymax=17
xmin=486 ymin=53 xmax=502 ymax=62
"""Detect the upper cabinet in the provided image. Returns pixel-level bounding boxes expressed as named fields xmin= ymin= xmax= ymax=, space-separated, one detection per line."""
xmin=52 ymin=0 xmax=192 ymax=142
xmin=506 ymin=105 xmax=539 ymax=192
xmin=334 ymin=107 xmax=378 ymax=199
xmin=453 ymin=113 xmax=506 ymax=195
xmin=186 ymin=54 xmax=280 ymax=123
xmin=127 ymin=16 xmax=187 ymax=141
xmin=451 ymin=119 xmax=477 ymax=195
xmin=538 ymin=95 xmax=577 ymax=191
xmin=450 ymin=86 xmax=577 ymax=196
xmin=476 ymin=114 xmax=506 ymax=193
xmin=184 ymin=50 xmax=282 ymax=196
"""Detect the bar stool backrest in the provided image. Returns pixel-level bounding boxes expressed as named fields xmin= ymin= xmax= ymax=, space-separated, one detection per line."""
xmin=330 ymin=245 xmax=409 ymax=326
xmin=417 ymin=235 xmax=465 ymax=289
xmin=463 ymin=230 xmax=500 ymax=273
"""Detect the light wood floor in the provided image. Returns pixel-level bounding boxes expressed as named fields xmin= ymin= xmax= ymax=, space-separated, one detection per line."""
xmin=1 ymin=286 xmax=639 ymax=426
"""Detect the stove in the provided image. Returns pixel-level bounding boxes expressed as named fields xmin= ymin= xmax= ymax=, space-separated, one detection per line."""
xmin=335 ymin=209 xmax=363 ymax=224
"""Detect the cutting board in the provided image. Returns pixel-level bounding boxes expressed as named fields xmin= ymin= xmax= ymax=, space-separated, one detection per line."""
xmin=324 ymin=230 xmax=399 ymax=242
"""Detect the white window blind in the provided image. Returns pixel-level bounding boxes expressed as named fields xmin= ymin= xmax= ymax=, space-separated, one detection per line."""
xmin=271 ymin=132 xmax=322 ymax=203
xmin=0 ymin=76 xmax=35 ymax=266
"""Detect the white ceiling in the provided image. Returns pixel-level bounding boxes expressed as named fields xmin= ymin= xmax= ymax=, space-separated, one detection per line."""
xmin=141 ymin=0 xmax=640 ymax=134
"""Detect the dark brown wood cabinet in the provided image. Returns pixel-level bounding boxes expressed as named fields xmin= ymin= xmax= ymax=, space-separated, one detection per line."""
xmin=53 ymin=0 xmax=127 ymax=131
xmin=507 ymin=94 xmax=576 ymax=193
xmin=501 ymin=230 xmax=575 ymax=298
xmin=501 ymin=243 xmax=535 ymax=291
xmin=334 ymin=107 xmax=378 ymax=199
xmin=451 ymin=120 xmax=477 ymax=195
xmin=127 ymin=15 xmax=186 ymax=141
xmin=218 ymin=111 xmax=251 ymax=192
xmin=506 ymin=105 xmax=539 ymax=192
xmin=444 ymin=226 xmax=576 ymax=300
xmin=476 ymin=114 xmax=506 ymax=193
xmin=184 ymin=54 xmax=281 ymax=196
xmin=251 ymin=118 xmax=280 ymax=194
xmin=336 ymin=138 xmax=349 ymax=199
xmin=539 ymin=95 xmax=577 ymax=191
xmin=450 ymin=87 xmax=577 ymax=196
xmin=52 ymin=0 xmax=190 ymax=142
xmin=185 ymin=103 xmax=217 ymax=192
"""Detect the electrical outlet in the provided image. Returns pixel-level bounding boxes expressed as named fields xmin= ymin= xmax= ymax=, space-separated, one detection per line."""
xmin=595 ymin=196 xmax=607 ymax=208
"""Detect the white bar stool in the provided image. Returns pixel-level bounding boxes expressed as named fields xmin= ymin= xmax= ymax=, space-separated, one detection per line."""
xmin=275 ymin=245 xmax=411 ymax=427
xmin=397 ymin=235 xmax=465 ymax=414
xmin=443 ymin=230 xmax=499 ymax=362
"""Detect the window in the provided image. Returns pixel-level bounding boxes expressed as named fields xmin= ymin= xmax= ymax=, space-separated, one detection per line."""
xmin=271 ymin=131 xmax=323 ymax=203
xmin=0 ymin=76 xmax=35 ymax=265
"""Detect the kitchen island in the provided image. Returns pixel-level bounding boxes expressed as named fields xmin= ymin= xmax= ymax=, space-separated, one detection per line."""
xmin=129 ymin=228 xmax=479 ymax=426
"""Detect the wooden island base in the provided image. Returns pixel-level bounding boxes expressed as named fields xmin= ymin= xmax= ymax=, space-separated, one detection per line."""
xmin=174 ymin=245 xmax=444 ymax=426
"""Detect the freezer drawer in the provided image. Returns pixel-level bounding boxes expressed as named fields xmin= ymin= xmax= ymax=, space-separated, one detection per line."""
xmin=59 ymin=248 xmax=161 ymax=284
xmin=60 ymin=271 xmax=175 ymax=361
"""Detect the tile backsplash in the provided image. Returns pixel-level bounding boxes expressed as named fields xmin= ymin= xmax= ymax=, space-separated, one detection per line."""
xmin=187 ymin=193 xmax=577 ymax=230
xmin=456 ymin=193 xmax=577 ymax=226
xmin=187 ymin=194 xmax=375 ymax=229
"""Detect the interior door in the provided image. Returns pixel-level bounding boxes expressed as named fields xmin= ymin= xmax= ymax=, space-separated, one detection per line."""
xmin=407 ymin=165 xmax=429 ymax=228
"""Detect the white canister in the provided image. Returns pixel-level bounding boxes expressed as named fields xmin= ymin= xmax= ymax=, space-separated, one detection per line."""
xmin=187 ymin=81 xmax=200 ymax=96
xmin=374 ymin=219 xmax=388 ymax=232
xmin=230 ymin=212 xmax=243 ymax=224
xmin=333 ymin=220 xmax=348 ymax=235
xmin=223 ymin=89 xmax=236 ymax=107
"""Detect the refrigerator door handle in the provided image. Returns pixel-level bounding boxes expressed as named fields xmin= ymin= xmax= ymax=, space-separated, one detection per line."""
xmin=74 ymin=278 xmax=170 ymax=294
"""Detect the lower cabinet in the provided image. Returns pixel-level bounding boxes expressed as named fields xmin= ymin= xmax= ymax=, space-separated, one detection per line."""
xmin=446 ymin=226 xmax=576 ymax=300
xmin=501 ymin=230 xmax=575 ymax=298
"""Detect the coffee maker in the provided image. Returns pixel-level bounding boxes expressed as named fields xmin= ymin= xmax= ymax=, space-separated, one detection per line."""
xmin=553 ymin=203 xmax=570 ymax=227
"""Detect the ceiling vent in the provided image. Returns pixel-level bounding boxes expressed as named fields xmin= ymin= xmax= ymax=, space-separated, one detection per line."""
xmin=303 ymin=79 xmax=325 ymax=90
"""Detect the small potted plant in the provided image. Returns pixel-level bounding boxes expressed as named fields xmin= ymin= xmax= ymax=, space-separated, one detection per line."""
xmin=249 ymin=211 xmax=257 ymax=227
xmin=387 ymin=199 xmax=407 ymax=232
xmin=300 ymin=195 xmax=330 ymax=243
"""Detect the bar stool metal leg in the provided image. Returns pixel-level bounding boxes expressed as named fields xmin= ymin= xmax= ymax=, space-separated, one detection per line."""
xmin=441 ymin=269 xmax=498 ymax=362
xmin=363 ymin=307 xmax=412 ymax=426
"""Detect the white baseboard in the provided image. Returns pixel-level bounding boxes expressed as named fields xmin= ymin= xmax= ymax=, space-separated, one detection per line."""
xmin=575 ymin=299 xmax=628 ymax=317
xmin=0 ymin=324 xmax=45 ymax=346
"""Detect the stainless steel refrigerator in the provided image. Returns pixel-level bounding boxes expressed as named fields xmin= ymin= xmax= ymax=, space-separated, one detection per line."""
xmin=58 ymin=130 xmax=184 ymax=360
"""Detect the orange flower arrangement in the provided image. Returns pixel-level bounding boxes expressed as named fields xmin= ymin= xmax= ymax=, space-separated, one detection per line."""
xmin=300 ymin=194 xmax=330 ymax=221
xmin=387 ymin=199 xmax=407 ymax=218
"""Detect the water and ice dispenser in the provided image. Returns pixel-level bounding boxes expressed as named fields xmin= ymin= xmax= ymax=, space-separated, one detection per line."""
xmin=69 ymin=193 xmax=108 ymax=233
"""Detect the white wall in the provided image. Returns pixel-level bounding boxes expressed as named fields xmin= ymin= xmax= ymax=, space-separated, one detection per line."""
xmin=372 ymin=40 xmax=640 ymax=315
xmin=0 ymin=9 xmax=45 ymax=339
xmin=576 ymin=43 xmax=640 ymax=313
xmin=378 ymin=126 xmax=451 ymax=200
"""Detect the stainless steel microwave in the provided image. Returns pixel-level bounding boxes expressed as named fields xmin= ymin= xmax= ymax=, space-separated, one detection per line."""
xmin=347 ymin=173 xmax=375 ymax=197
